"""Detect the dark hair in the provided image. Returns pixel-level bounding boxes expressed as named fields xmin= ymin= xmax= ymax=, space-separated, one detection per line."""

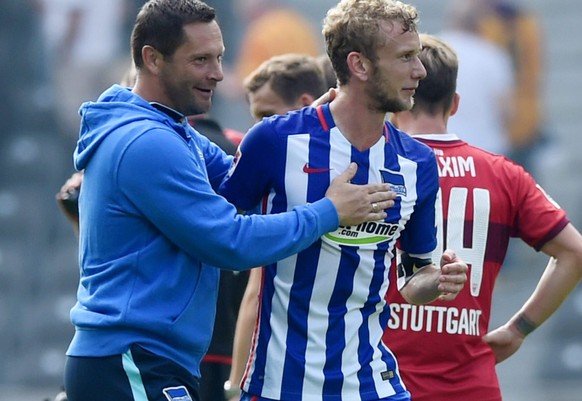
xmin=412 ymin=34 xmax=458 ymax=117
xmin=244 ymin=53 xmax=327 ymax=104
xmin=131 ymin=0 xmax=216 ymax=68
xmin=315 ymin=53 xmax=337 ymax=89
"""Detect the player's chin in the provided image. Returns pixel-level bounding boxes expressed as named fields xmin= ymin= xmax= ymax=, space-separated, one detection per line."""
xmin=402 ymin=96 xmax=415 ymax=110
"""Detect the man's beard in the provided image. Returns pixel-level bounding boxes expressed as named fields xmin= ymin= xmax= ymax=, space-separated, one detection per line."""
xmin=161 ymin=73 xmax=209 ymax=116
xmin=366 ymin=70 xmax=413 ymax=114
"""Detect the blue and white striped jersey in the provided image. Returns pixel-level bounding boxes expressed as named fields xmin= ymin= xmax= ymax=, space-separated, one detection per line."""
xmin=220 ymin=104 xmax=439 ymax=401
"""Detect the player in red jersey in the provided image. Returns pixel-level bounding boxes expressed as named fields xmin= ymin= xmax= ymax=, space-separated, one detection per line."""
xmin=384 ymin=33 xmax=582 ymax=401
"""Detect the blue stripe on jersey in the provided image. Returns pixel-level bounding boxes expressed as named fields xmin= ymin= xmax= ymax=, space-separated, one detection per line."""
xmin=351 ymin=146 xmax=385 ymax=399
xmin=356 ymin=247 xmax=387 ymax=397
xmin=306 ymin=129 xmax=332 ymax=202
xmin=358 ymin=245 xmax=403 ymax=398
xmin=248 ymin=266 xmax=275 ymax=395
xmin=378 ymin=337 xmax=406 ymax=395
xmin=271 ymin=128 xmax=290 ymax=213
xmin=322 ymin=245 xmax=359 ymax=395
xmin=281 ymin=242 xmax=322 ymax=397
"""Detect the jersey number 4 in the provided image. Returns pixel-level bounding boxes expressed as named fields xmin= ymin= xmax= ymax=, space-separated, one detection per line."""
xmin=433 ymin=187 xmax=490 ymax=297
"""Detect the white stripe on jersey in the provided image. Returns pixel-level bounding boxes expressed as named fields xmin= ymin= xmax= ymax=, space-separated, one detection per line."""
xmin=284 ymin=134 xmax=311 ymax=207
xmin=262 ymin=253 xmax=298 ymax=397
xmin=302 ymin=245 xmax=342 ymax=397
xmin=397 ymin=153 xmax=419 ymax=228
xmin=260 ymin=134 xmax=310 ymax=398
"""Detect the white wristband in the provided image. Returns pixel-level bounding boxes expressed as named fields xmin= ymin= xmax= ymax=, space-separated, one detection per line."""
xmin=223 ymin=380 xmax=240 ymax=399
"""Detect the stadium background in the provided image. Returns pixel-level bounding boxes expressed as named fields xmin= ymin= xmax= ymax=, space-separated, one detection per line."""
xmin=0 ymin=0 xmax=580 ymax=399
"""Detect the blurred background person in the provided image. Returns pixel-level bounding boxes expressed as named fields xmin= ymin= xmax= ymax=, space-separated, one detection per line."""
xmin=477 ymin=0 xmax=548 ymax=176
xmin=315 ymin=53 xmax=338 ymax=90
xmin=439 ymin=0 xmax=515 ymax=157
xmin=37 ymin=0 xmax=135 ymax=144
xmin=213 ymin=0 xmax=323 ymax=132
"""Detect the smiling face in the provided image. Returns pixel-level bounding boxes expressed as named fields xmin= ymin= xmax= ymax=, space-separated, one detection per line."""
xmin=366 ymin=20 xmax=426 ymax=114
xmin=158 ymin=21 xmax=225 ymax=116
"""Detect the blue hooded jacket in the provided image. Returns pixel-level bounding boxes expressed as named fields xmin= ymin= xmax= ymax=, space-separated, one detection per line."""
xmin=67 ymin=85 xmax=339 ymax=376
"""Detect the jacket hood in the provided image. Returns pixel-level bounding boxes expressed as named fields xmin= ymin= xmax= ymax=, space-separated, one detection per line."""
xmin=74 ymin=85 xmax=171 ymax=170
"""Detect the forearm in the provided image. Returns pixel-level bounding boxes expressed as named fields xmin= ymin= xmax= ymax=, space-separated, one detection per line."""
xmin=509 ymin=255 xmax=582 ymax=337
xmin=228 ymin=269 xmax=261 ymax=386
xmin=228 ymin=300 xmax=256 ymax=385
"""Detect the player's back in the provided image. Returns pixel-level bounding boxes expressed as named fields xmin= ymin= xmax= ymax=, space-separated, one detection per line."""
xmin=383 ymin=134 xmax=568 ymax=401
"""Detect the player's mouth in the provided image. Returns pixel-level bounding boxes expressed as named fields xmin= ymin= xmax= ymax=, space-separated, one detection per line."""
xmin=196 ymin=87 xmax=213 ymax=99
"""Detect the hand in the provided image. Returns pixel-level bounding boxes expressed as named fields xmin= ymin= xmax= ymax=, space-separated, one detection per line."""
xmin=56 ymin=171 xmax=84 ymax=231
xmin=482 ymin=323 xmax=525 ymax=363
xmin=436 ymin=249 xmax=468 ymax=301
xmin=311 ymin=87 xmax=337 ymax=108
xmin=325 ymin=163 xmax=396 ymax=226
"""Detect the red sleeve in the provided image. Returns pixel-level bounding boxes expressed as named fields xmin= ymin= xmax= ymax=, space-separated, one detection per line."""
xmin=507 ymin=161 xmax=569 ymax=250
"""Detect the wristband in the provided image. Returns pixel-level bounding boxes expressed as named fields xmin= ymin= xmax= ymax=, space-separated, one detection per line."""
xmin=514 ymin=313 xmax=537 ymax=337
xmin=223 ymin=380 xmax=240 ymax=400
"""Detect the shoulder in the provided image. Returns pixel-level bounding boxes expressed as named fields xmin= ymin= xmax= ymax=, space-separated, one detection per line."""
xmin=260 ymin=106 xmax=322 ymax=136
xmin=388 ymin=123 xmax=435 ymax=162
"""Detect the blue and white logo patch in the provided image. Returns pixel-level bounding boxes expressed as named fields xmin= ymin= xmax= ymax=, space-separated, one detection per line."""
xmin=380 ymin=169 xmax=407 ymax=197
xmin=163 ymin=386 xmax=192 ymax=401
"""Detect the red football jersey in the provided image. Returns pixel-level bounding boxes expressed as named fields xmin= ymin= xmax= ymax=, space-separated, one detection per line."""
xmin=383 ymin=134 xmax=569 ymax=401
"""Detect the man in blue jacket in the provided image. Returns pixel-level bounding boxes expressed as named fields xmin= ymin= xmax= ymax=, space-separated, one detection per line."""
xmin=63 ymin=1 xmax=395 ymax=400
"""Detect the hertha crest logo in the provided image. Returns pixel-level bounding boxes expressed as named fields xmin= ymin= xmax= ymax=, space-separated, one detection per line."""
xmin=380 ymin=169 xmax=407 ymax=197
xmin=163 ymin=386 xmax=192 ymax=401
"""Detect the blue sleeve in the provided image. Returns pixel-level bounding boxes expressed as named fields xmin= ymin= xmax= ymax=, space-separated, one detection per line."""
xmin=219 ymin=120 xmax=278 ymax=211
xmin=117 ymin=128 xmax=339 ymax=270
xmin=399 ymin=151 xmax=439 ymax=255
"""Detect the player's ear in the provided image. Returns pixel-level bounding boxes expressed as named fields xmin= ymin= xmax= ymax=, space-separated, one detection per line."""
xmin=347 ymin=52 xmax=370 ymax=81
xmin=142 ymin=45 xmax=163 ymax=75
xmin=300 ymin=93 xmax=315 ymax=107
xmin=449 ymin=93 xmax=460 ymax=116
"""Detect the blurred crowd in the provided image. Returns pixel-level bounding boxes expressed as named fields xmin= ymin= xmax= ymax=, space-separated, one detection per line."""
xmin=0 ymin=0 xmax=581 ymax=399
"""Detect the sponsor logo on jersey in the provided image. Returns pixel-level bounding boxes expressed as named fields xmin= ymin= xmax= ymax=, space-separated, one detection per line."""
xmin=303 ymin=163 xmax=331 ymax=174
xmin=163 ymin=386 xmax=192 ymax=401
xmin=324 ymin=221 xmax=399 ymax=245
xmin=387 ymin=304 xmax=483 ymax=336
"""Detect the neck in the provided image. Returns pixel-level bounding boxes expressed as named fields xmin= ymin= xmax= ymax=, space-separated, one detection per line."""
xmin=133 ymin=76 xmax=169 ymax=108
xmin=391 ymin=111 xmax=448 ymax=136
xmin=329 ymin=88 xmax=387 ymax=151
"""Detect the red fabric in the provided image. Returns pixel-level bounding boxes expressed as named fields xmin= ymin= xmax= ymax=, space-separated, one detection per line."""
xmin=224 ymin=128 xmax=245 ymax=146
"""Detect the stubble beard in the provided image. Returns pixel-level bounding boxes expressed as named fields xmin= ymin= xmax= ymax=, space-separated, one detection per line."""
xmin=161 ymin=72 xmax=209 ymax=116
xmin=367 ymin=86 xmax=412 ymax=114
xmin=367 ymin=68 xmax=414 ymax=114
